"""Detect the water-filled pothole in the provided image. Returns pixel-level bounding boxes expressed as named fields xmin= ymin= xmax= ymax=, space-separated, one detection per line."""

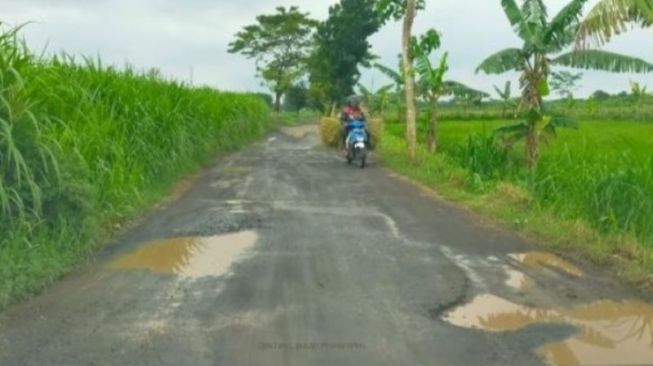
xmin=444 ymin=294 xmax=653 ymax=366
xmin=109 ymin=231 xmax=258 ymax=278
xmin=511 ymin=252 xmax=584 ymax=278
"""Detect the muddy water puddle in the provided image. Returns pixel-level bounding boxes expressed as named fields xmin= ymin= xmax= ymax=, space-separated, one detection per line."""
xmin=444 ymin=294 xmax=653 ymax=366
xmin=511 ymin=251 xmax=584 ymax=278
xmin=109 ymin=231 xmax=258 ymax=278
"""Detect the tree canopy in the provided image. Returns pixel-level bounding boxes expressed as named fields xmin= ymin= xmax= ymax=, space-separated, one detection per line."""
xmin=307 ymin=0 xmax=382 ymax=111
xmin=228 ymin=6 xmax=317 ymax=111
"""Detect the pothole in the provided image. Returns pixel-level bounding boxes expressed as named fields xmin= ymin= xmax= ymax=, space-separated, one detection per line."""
xmin=510 ymin=252 xmax=584 ymax=278
xmin=109 ymin=231 xmax=258 ymax=279
xmin=443 ymin=294 xmax=653 ymax=366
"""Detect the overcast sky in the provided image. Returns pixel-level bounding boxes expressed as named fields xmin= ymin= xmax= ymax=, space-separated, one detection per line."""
xmin=4 ymin=0 xmax=653 ymax=98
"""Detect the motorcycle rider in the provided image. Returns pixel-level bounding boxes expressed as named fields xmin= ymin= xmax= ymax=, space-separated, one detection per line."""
xmin=340 ymin=95 xmax=367 ymax=149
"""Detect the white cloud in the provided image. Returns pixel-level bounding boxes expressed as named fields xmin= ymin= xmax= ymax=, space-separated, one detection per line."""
xmin=4 ymin=0 xmax=653 ymax=96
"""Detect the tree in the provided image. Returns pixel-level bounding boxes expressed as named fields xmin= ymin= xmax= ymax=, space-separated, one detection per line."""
xmin=414 ymin=30 xmax=487 ymax=152
xmin=453 ymin=88 xmax=491 ymax=115
xmin=550 ymin=71 xmax=583 ymax=100
xmin=284 ymin=83 xmax=309 ymax=112
xmin=375 ymin=0 xmax=426 ymax=159
xmin=358 ymin=83 xmax=393 ymax=115
xmin=477 ymin=0 xmax=653 ymax=167
xmin=254 ymin=93 xmax=273 ymax=107
xmin=630 ymin=80 xmax=649 ymax=97
xmin=307 ymin=0 xmax=381 ymax=112
xmin=374 ymin=60 xmax=406 ymax=122
xmin=228 ymin=7 xmax=317 ymax=112
xmin=576 ymin=0 xmax=653 ymax=47
xmin=493 ymin=81 xmax=517 ymax=117
xmin=591 ymin=89 xmax=611 ymax=100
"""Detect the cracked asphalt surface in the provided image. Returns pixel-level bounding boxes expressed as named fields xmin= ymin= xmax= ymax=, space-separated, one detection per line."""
xmin=0 ymin=126 xmax=649 ymax=366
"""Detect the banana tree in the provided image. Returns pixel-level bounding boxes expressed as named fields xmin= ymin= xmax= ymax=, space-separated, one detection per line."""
xmin=477 ymin=0 xmax=653 ymax=167
xmin=493 ymin=81 xmax=517 ymax=117
xmin=358 ymin=83 xmax=393 ymax=115
xmin=415 ymin=52 xmax=488 ymax=152
xmin=374 ymin=61 xmax=405 ymax=122
xmin=576 ymin=0 xmax=653 ymax=47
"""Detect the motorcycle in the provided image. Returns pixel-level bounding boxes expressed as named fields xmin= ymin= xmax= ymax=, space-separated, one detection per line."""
xmin=344 ymin=119 xmax=368 ymax=169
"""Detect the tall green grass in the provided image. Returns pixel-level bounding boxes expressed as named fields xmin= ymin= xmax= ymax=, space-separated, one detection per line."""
xmin=0 ymin=27 xmax=271 ymax=308
xmin=385 ymin=119 xmax=653 ymax=248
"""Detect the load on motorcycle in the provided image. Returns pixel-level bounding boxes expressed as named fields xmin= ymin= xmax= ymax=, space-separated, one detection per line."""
xmin=340 ymin=96 xmax=371 ymax=168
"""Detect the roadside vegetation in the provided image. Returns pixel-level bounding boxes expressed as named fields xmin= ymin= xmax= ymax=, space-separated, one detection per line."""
xmin=371 ymin=0 xmax=653 ymax=283
xmin=0 ymin=26 xmax=272 ymax=308
xmin=381 ymin=118 xmax=653 ymax=282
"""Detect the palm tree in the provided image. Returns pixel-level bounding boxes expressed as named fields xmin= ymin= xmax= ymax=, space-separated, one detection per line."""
xmin=415 ymin=52 xmax=488 ymax=152
xmin=576 ymin=0 xmax=653 ymax=47
xmin=477 ymin=0 xmax=653 ymax=167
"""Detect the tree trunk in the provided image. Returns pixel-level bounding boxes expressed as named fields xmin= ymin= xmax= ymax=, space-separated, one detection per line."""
xmin=402 ymin=0 xmax=417 ymax=160
xmin=526 ymin=121 xmax=538 ymax=168
xmin=274 ymin=92 xmax=282 ymax=113
xmin=427 ymin=100 xmax=438 ymax=153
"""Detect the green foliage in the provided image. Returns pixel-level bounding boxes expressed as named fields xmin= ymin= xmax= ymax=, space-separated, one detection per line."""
xmin=630 ymin=80 xmax=649 ymax=98
xmin=0 ymin=28 xmax=59 ymax=226
xmin=553 ymin=50 xmax=653 ymax=73
xmin=415 ymin=52 xmax=449 ymax=99
xmin=456 ymin=135 xmax=514 ymax=182
xmin=228 ymin=6 xmax=317 ymax=111
xmin=283 ymin=82 xmax=309 ymax=112
xmin=411 ymin=28 xmax=440 ymax=58
xmin=494 ymin=114 xmax=579 ymax=148
xmin=308 ymin=0 xmax=381 ymax=109
xmin=591 ymin=89 xmax=611 ymax=101
xmin=384 ymin=118 xmax=653 ymax=247
xmin=478 ymin=0 xmax=653 ymax=166
xmin=374 ymin=0 xmax=426 ymax=22
xmin=255 ymin=93 xmax=274 ymax=107
xmin=494 ymin=81 xmax=517 ymax=117
xmin=476 ymin=48 xmax=524 ymax=74
xmin=577 ymin=0 xmax=653 ymax=46
xmin=550 ymin=71 xmax=583 ymax=99
xmin=358 ymin=83 xmax=393 ymax=115
xmin=434 ymin=94 xmax=653 ymax=121
xmin=0 ymin=27 xmax=271 ymax=308
xmin=374 ymin=61 xmax=404 ymax=87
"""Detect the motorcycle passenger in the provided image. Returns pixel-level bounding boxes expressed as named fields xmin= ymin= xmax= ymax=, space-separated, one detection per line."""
xmin=340 ymin=96 xmax=368 ymax=149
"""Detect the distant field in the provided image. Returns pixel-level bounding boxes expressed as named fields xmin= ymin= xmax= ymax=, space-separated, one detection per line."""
xmin=385 ymin=120 xmax=653 ymax=249
xmin=435 ymin=120 xmax=653 ymax=158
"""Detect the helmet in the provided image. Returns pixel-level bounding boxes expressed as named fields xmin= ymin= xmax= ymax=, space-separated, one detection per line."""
xmin=348 ymin=95 xmax=361 ymax=107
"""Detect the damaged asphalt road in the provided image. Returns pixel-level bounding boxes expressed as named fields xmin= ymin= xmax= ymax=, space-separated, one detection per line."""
xmin=1 ymin=126 xmax=652 ymax=366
